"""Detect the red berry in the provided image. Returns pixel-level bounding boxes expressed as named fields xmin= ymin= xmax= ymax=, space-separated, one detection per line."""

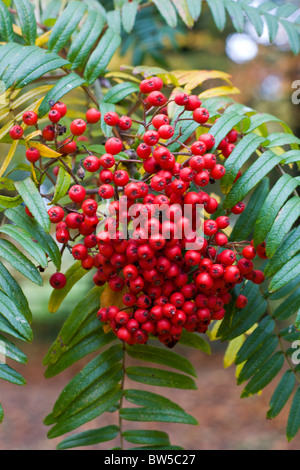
xmin=105 ymin=137 xmax=122 ymax=155
xmin=70 ymin=119 xmax=86 ymax=136
xmin=48 ymin=109 xmax=61 ymax=123
xmin=147 ymin=91 xmax=167 ymax=107
xmin=83 ymin=155 xmax=100 ymax=172
xmin=193 ymin=107 xmax=209 ymax=124
xmin=48 ymin=206 xmax=64 ymax=223
xmin=42 ymin=125 xmax=55 ymax=141
xmin=22 ymin=111 xmax=38 ymax=126
xmin=50 ymin=272 xmax=67 ymax=289
xmin=25 ymin=147 xmax=40 ymax=163
xmin=68 ymin=184 xmax=86 ymax=203
xmin=104 ymin=111 xmax=119 ymax=127
xmin=118 ymin=115 xmax=132 ymax=130
xmin=10 ymin=125 xmax=24 ymax=140
xmin=86 ymin=108 xmax=101 ymax=123
xmin=52 ymin=102 xmax=67 ymax=118
xmin=236 ymin=294 xmax=248 ymax=309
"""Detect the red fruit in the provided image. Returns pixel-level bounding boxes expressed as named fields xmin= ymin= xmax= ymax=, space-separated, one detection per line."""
xmin=22 ymin=111 xmax=38 ymax=126
xmin=152 ymin=114 xmax=169 ymax=129
xmin=194 ymin=171 xmax=209 ymax=187
xmin=52 ymin=102 xmax=67 ymax=118
xmin=158 ymin=124 xmax=174 ymax=140
xmin=100 ymin=169 xmax=113 ymax=184
xmin=236 ymin=294 xmax=248 ymax=309
xmin=83 ymin=155 xmax=100 ymax=172
xmin=105 ymin=137 xmax=122 ymax=155
xmin=231 ymin=202 xmax=245 ymax=214
xmin=195 ymin=272 xmax=214 ymax=291
xmin=25 ymin=147 xmax=40 ymax=163
xmin=249 ymin=270 xmax=265 ymax=284
xmin=117 ymin=327 xmax=131 ymax=342
xmin=210 ymin=164 xmax=226 ymax=180
xmin=174 ymin=93 xmax=189 ymax=106
xmin=104 ymin=111 xmax=119 ymax=127
xmin=190 ymin=140 xmax=206 ymax=156
xmin=86 ymin=108 xmax=101 ymax=123
xmin=185 ymin=95 xmax=201 ymax=111
xmin=139 ymin=78 xmax=157 ymax=94
xmin=209 ymin=264 xmax=224 ymax=279
xmin=256 ymin=242 xmax=268 ymax=259
xmin=189 ymin=155 xmax=205 ymax=171
xmin=65 ymin=212 xmax=84 ymax=229
xmin=70 ymin=119 xmax=86 ymax=136
xmin=143 ymin=130 xmax=159 ymax=146
xmin=69 ymin=184 xmax=86 ymax=203
xmin=237 ymin=258 xmax=253 ymax=275
xmin=199 ymin=133 xmax=215 ymax=150
xmin=10 ymin=125 xmax=24 ymax=140
xmin=118 ymin=115 xmax=132 ymax=130
xmin=227 ymin=129 xmax=238 ymax=143
xmin=99 ymin=153 xmax=115 ymax=168
xmin=48 ymin=206 xmax=64 ymax=223
xmin=48 ymin=109 xmax=61 ymax=123
xmin=222 ymin=143 xmax=235 ymax=158
xmin=59 ymin=138 xmax=77 ymax=154
xmin=193 ymin=107 xmax=209 ymax=124
xmin=147 ymin=91 xmax=167 ymax=107
xmin=113 ymin=170 xmax=129 ymax=187
xmin=98 ymin=184 xmax=114 ymax=199
xmin=216 ymin=216 xmax=230 ymax=229
xmin=206 ymin=197 xmax=219 ymax=214
xmin=72 ymin=244 xmax=88 ymax=260
xmin=219 ymin=249 xmax=236 ymax=266
xmin=136 ymin=143 xmax=151 ymax=160
xmin=214 ymin=232 xmax=228 ymax=246
xmin=50 ymin=272 xmax=67 ymax=289
xmin=242 ymin=245 xmax=256 ymax=260
xmin=223 ymin=265 xmax=240 ymax=283
xmin=203 ymin=219 xmax=218 ymax=236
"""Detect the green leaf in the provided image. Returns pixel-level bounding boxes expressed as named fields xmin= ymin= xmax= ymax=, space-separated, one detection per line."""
xmin=265 ymin=132 xmax=300 ymax=149
xmin=0 ymin=42 xmax=21 ymax=77
xmin=67 ymin=11 xmax=105 ymax=69
xmin=38 ymin=73 xmax=85 ymax=118
xmin=15 ymin=178 xmax=50 ymax=232
xmin=99 ymin=102 xmax=115 ymax=138
xmin=0 ymin=403 xmax=3 ymax=423
xmin=57 ymin=425 xmax=119 ymax=450
xmin=0 ymin=290 xmax=32 ymax=342
xmin=0 ymin=334 xmax=27 ymax=363
xmin=206 ymin=0 xmax=226 ymax=31
xmin=13 ymin=0 xmax=37 ymax=44
xmin=125 ymin=366 xmax=197 ymax=389
xmin=178 ymin=329 xmax=211 ymax=354
xmin=223 ymin=151 xmax=282 ymax=209
xmin=0 ymin=260 xmax=32 ymax=322
xmin=151 ymin=0 xmax=178 ymax=28
xmin=51 ymin=163 xmax=71 ymax=204
xmin=282 ymin=150 xmax=300 ymax=165
xmin=0 ymin=194 xmax=22 ymax=208
xmin=243 ymin=5 xmax=264 ymax=37
xmin=122 ymin=429 xmax=170 ymax=446
xmin=269 ymin=253 xmax=300 ymax=292
xmin=209 ymin=111 xmax=246 ymax=151
xmin=103 ymin=82 xmax=140 ymax=104
xmin=48 ymin=261 xmax=92 ymax=313
xmin=47 ymin=387 xmax=122 ymax=439
xmin=126 ymin=344 xmax=197 ymax=377
xmin=241 ymin=352 xmax=284 ymax=398
xmin=264 ymin=228 xmax=300 ymax=278
xmin=186 ymin=0 xmax=202 ymax=21
xmin=287 ymin=387 xmax=300 ymax=441
xmin=224 ymin=0 xmax=245 ymax=33
xmin=281 ymin=19 xmax=300 ymax=55
xmin=246 ymin=112 xmax=285 ymax=134
xmin=0 ymin=238 xmax=42 ymax=285
xmin=267 ymin=370 xmax=296 ymax=419
xmin=172 ymin=0 xmax=194 ymax=28
xmin=235 ymin=316 xmax=275 ymax=365
xmin=263 ymin=11 xmax=279 ymax=43
xmin=266 ymin=196 xmax=300 ymax=258
xmin=51 ymin=345 xmax=123 ymax=419
xmin=221 ymin=133 xmax=267 ymax=192
xmin=48 ymin=1 xmax=88 ymax=53
xmin=0 ymin=364 xmax=26 ymax=385
xmin=0 ymin=1 xmax=14 ymax=42
xmin=272 ymin=287 xmax=300 ymax=321
xmin=124 ymin=389 xmax=185 ymax=410
xmin=120 ymin=407 xmax=198 ymax=425
xmin=107 ymin=10 xmax=121 ymax=35
xmin=84 ymin=29 xmax=122 ymax=85
xmin=0 ymin=224 xmax=48 ymax=268
xmin=121 ymin=1 xmax=139 ymax=33
xmin=4 ymin=206 xmax=61 ymax=271
xmin=230 ymin=178 xmax=269 ymax=241
xmin=253 ymin=174 xmax=300 ymax=247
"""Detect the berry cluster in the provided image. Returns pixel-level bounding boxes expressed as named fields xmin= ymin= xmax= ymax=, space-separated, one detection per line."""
xmin=14 ymin=76 xmax=267 ymax=349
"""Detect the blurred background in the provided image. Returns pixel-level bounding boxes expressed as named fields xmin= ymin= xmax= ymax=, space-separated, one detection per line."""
xmin=1 ymin=0 xmax=300 ymax=450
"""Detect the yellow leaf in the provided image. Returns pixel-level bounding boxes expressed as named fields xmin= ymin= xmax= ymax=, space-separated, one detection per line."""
xmin=12 ymin=24 xmax=22 ymax=36
xmin=103 ymin=322 xmax=112 ymax=333
xmin=35 ymin=29 xmax=52 ymax=47
xmin=207 ymin=320 xmax=222 ymax=341
xmin=100 ymin=284 xmax=127 ymax=310
xmin=0 ymin=139 xmax=18 ymax=177
xmin=199 ymin=86 xmax=240 ymax=99
xmin=0 ymin=119 xmax=14 ymax=140
xmin=223 ymin=335 xmax=245 ymax=369
xmin=30 ymin=163 xmax=39 ymax=184
xmin=25 ymin=130 xmax=42 ymax=141
xmin=105 ymin=71 xmax=141 ymax=84
xmin=171 ymin=70 xmax=233 ymax=90
xmin=14 ymin=97 xmax=45 ymax=121
xmin=11 ymin=85 xmax=53 ymax=110
xmin=26 ymin=141 xmax=62 ymax=159
xmin=235 ymin=361 xmax=246 ymax=379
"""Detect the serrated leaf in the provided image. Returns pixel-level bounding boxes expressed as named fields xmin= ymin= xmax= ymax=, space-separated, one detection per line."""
xmin=15 ymin=178 xmax=50 ymax=232
xmin=47 ymin=386 xmax=122 ymax=439
xmin=172 ymin=0 xmax=194 ymax=28
xmin=13 ymin=0 xmax=37 ymax=44
xmin=266 ymin=196 xmax=300 ymax=258
xmin=223 ymin=335 xmax=245 ymax=369
xmin=272 ymin=287 xmax=300 ymax=321
xmin=266 ymin=132 xmax=300 ymax=149
xmin=254 ymin=174 xmax=299 ymax=247
xmin=67 ymin=11 xmax=105 ymax=69
xmin=263 ymin=11 xmax=279 ymax=43
xmin=0 ymin=364 xmax=26 ymax=385
xmin=4 ymin=206 xmax=61 ymax=271
xmin=120 ymin=407 xmax=197 ymax=425
xmin=51 ymin=160 xmax=71 ymax=204
xmin=178 ymin=329 xmax=211 ymax=354
xmin=225 ymin=0 xmax=245 ymax=32
xmin=280 ymin=19 xmax=300 ymax=55
xmin=206 ymin=0 xmax=226 ymax=31
xmin=107 ymin=10 xmax=121 ymax=35
xmin=124 ymin=389 xmax=184 ymax=410
xmin=223 ymin=151 xmax=282 ymax=209
xmin=0 ymin=224 xmax=48 ymax=268
xmin=103 ymin=82 xmax=140 ymax=104
xmin=151 ymin=0 xmax=177 ymax=28
xmin=57 ymin=425 xmax=119 ymax=450
xmin=123 ymin=429 xmax=170 ymax=446
xmin=269 ymin=253 xmax=300 ymax=292
xmin=84 ymin=29 xmax=121 ymax=85
xmin=0 ymin=238 xmax=42 ymax=285
xmin=0 ymin=290 xmax=32 ymax=342
xmin=38 ymin=73 xmax=85 ymax=117
xmin=287 ymin=387 xmax=300 ymax=441
xmin=221 ymin=133 xmax=266 ymax=192
xmin=0 ymin=1 xmax=14 ymax=42
xmin=121 ymin=1 xmax=139 ymax=33
xmin=125 ymin=366 xmax=197 ymax=389
xmin=99 ymin=102 xmax=115 ymax=138
xmin=230 ymin=178 xmax=269 ymax=241
xmin=0 ymin=334 xmax=27 ymax=364
xmin=126 ymin=344 xmax=197 ymax=377
xmin=209 ymin=111 xmax=245 ymax=151
xmin=267 ymin=370 xmax=295 ymax=420
xmin=48 ymin=1 xmax=88 ymax=53
xmin=235 ymin=317 xmax=275 ymax=365
xmin=241 ymin=352 xmax=284 ymax=398
xmin=0 ymin=260 xmax=32 ymax=322
xmin=265 ymin=227 xmax=300 ymax=277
